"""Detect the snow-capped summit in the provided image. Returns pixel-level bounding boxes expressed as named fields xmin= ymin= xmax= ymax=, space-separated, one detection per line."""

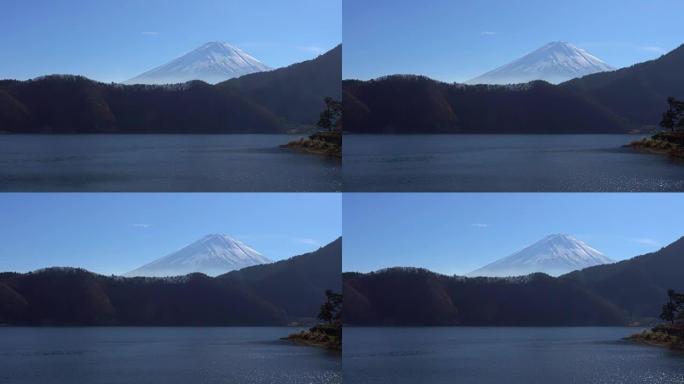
xmin=125 ymin=234 xmax=272 ymax=277
xmin=467 ymin=41 xmax=614 ymax=85
xmin=124 ymin=42 xmax=271 ymax=85
xmin=467 ymin=234 xmax=613 ymax=277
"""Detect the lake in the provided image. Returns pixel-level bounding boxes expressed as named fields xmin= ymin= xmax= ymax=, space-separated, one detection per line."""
xmin=343 ymin=135 xmax=684 ymax=191
xmin=0 ymin=135 xmax=341 ymax=191
xmin=0 ymin=327 xmax=341 ymax=384
xmin=344 ymin=327 xmax=684 ymax=384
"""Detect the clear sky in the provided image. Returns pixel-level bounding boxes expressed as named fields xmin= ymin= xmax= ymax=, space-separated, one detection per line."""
xmin=0 ymin=0 xmax=341 ymax=82
xmin=0 ymin=193 xmax=341 ymax=275
xmin=343 ymin=193 xmax=684 ymax=275
xmin=343 ymin=0 xmax=684 ymax=82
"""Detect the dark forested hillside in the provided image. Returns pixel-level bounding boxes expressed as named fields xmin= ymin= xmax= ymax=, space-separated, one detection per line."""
xmin=0 ymin=77 xmax=281 ymax=133
xmin=0 ymin=46 xmax=341 ymax=133
xmin=344 ymin=268 xmax=623 ymax=326
xmin=561 ymin=236 xmax=684 ymax=320
xmin=221 ymin=237 xmax=341 ymax=319
xmin=343 ymin=76 xmax=628 ymax=133
xmin=562 ymin=44 xmax=684 ymax=127
xmin=343 ymin=44 xmax=684 ymax=134
xmin=220 ymin=45 xmax=342 ymax=125
xmin=344 ymin=236 xmax=684 ymax=326
xmin=0 ymin=238 xmax=341 ymax=325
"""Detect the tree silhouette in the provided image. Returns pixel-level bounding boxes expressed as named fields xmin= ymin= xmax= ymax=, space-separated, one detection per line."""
xmin=660 ymin=289 xmax=684 ymax=324
xmin=317 ymin=97 xmax=342 ymax=132
xmin=660 ymin=97 xmax=684 ymax=132
xmin=318 ymin=289 xmax=342 ymax=324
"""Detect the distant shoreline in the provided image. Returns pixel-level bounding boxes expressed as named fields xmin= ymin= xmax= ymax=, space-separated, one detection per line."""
xmin=342 ymin=132 xmax=648 ymax=135
xmin=0 ymin=132 xmax=304 ymax=135
xmin=0 ymin=324 xmax=312 ymax=328
xmin=340 ymin=325 xmax=648 ymax=328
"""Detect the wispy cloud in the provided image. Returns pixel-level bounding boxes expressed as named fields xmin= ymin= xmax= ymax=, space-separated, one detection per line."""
xmin=141 ymin=31 xmax=160 ymax=37
xmin=638 ymin=45 xmax=666 ymax=54
xmin=292 ymin=237 xmax=322 ymax=247
xmin=296 ymin=45 xmax=325 ymax=54
xmin=627 ymin=237 xmax=661 ymax=247
xmin=132 ymin=223 xmax=151 ymax=228
xmin=471 ymin=223 xmax=489 ymax=228
xmin=480 ymin=31 xmax=496 ymax=36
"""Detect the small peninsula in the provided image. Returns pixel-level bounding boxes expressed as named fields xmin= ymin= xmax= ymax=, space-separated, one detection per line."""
xmin=284 ymin=290 xmax=342 ymax=351
xmin=283 ymin=97 xmax=341 ymax=158
xmin=284 ymin=131 xmax=342 ymax=158
xmin=628 ymin=97 xmax=684 ymax=159
xmin=628 ymin=289 xmax=684 ymax=351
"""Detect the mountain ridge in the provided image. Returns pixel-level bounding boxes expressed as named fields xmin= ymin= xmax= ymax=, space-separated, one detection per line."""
xmin=0 ymin=238 xmax=341 ymax=325
xmin=220 ymin=44 xmax=342 ymax=124
xmin=468 ymin=234 xmax=613 ymax=277
xmin=125 ymin=234 xmax=272 ymax=278
xmin=343 ymin=75 xmax=628 ymax=133
xmin=468 ymin=41 xmax=613 ymax=85
xmin=344 ymin=236 xmax=684 ymax=326
xmin=561 ymin=43 xmax=684 ymax=127
xmin=343 ymin=43 xmax=684 ymax=133
xmin=0 ymin=45 xmax=341 ymax=132
xmin=124 ymin=42 xmax=271 ymax=85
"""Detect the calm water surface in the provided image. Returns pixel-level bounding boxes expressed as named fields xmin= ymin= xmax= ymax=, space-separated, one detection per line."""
xmin=343 ymin=135 xmax=684 ymax=191
xmin=0 ymin=327 xmax=340 ymax=384
xmin=344 ymin=327 xmax=684 ymax=384
xmin=0 ymin=135 xmax=340 ymax=191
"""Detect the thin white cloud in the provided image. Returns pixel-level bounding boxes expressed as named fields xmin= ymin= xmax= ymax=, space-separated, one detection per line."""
xmin=471 ymin=223 xmax=489 ymax=228
xmin=296 ymin=45 xmax=325 ymax=54
xmin=132 ymin=223 xmax=151 ymax=228
xmin=480 ymin=31 xmax=496 ymax=36
xmin=638 ymin=45 xmax=666 ymax=54
xmin=292 ymin=237 xmax=322 ymax=247
xmin=141 ymin=31 xmax=160 ymax=36
xmin=628 ymin=237 xmax=661 ymax=247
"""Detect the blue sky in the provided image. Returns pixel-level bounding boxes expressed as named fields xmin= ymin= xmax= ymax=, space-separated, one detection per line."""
xmin=0 ymin=193 xmax=341 ymax=275
xmin=0 ymin=0 xmax=341 ymax=82
xmin=343 ymin=193 xmax=684 ymax=275
xmin=343 ymin=0 xmax=684 ymax=82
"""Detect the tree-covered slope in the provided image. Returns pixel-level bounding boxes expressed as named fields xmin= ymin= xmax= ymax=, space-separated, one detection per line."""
xmin=0 ymin=45 xmax=342 ymax=133
xmin=343 ymin=76 xmax=627 ymax=133
xmin=343 ymin=44 xmax=684 ymax=133
xmin=220 ymin=45 xmax=342 ymax=125
xmin=343 ymin=236 xmax=684 ymax=326
xmin=0 ymin=238 xmax=341 ymax=325
xmin=0 ymin=76 xmax=281 ymax=133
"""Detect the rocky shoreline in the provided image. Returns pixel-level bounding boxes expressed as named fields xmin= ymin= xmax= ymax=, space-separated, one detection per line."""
xmin=283 ymin=324 xmax=341 ymax=351
xmin=627 ymin=324 xmax=684 ymax=351
xmin=628 ymin=132 xmax=684 ymax=158
xmin=282 ymin=131 xmax=342 ymax=158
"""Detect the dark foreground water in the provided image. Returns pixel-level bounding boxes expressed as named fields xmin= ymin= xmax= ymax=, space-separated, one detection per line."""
xmin=343 ymin=135 xmax=684 ymax=191
xmin=344 ymin=327 xmax=684 ymax=384
xmin=0 ymin=327 xmax=340 ymax=384
xmin=0 ymin=135 xmax=341 ymax=191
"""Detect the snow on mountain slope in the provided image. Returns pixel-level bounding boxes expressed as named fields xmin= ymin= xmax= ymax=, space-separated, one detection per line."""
xmin=467 ymin=234 xmax=613 ymax=277
xmin=125 ymin=234 xmax=272 ymax=277
xmin=124 ymin=42 xmax=270 ymax=85
xmin=467 ymin=42 xmax=614 ymax=85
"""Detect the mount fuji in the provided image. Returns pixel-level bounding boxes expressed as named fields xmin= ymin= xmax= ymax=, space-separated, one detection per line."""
xmin=124 ymin=42 xmax=271 ymax=85
xmin=467 ymin=234 xmax=613 ymax=277
xmin=125 ymin=234 xmax=272 ymax=277
xmin=467 ymin=41 xmax=614 ymax=85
